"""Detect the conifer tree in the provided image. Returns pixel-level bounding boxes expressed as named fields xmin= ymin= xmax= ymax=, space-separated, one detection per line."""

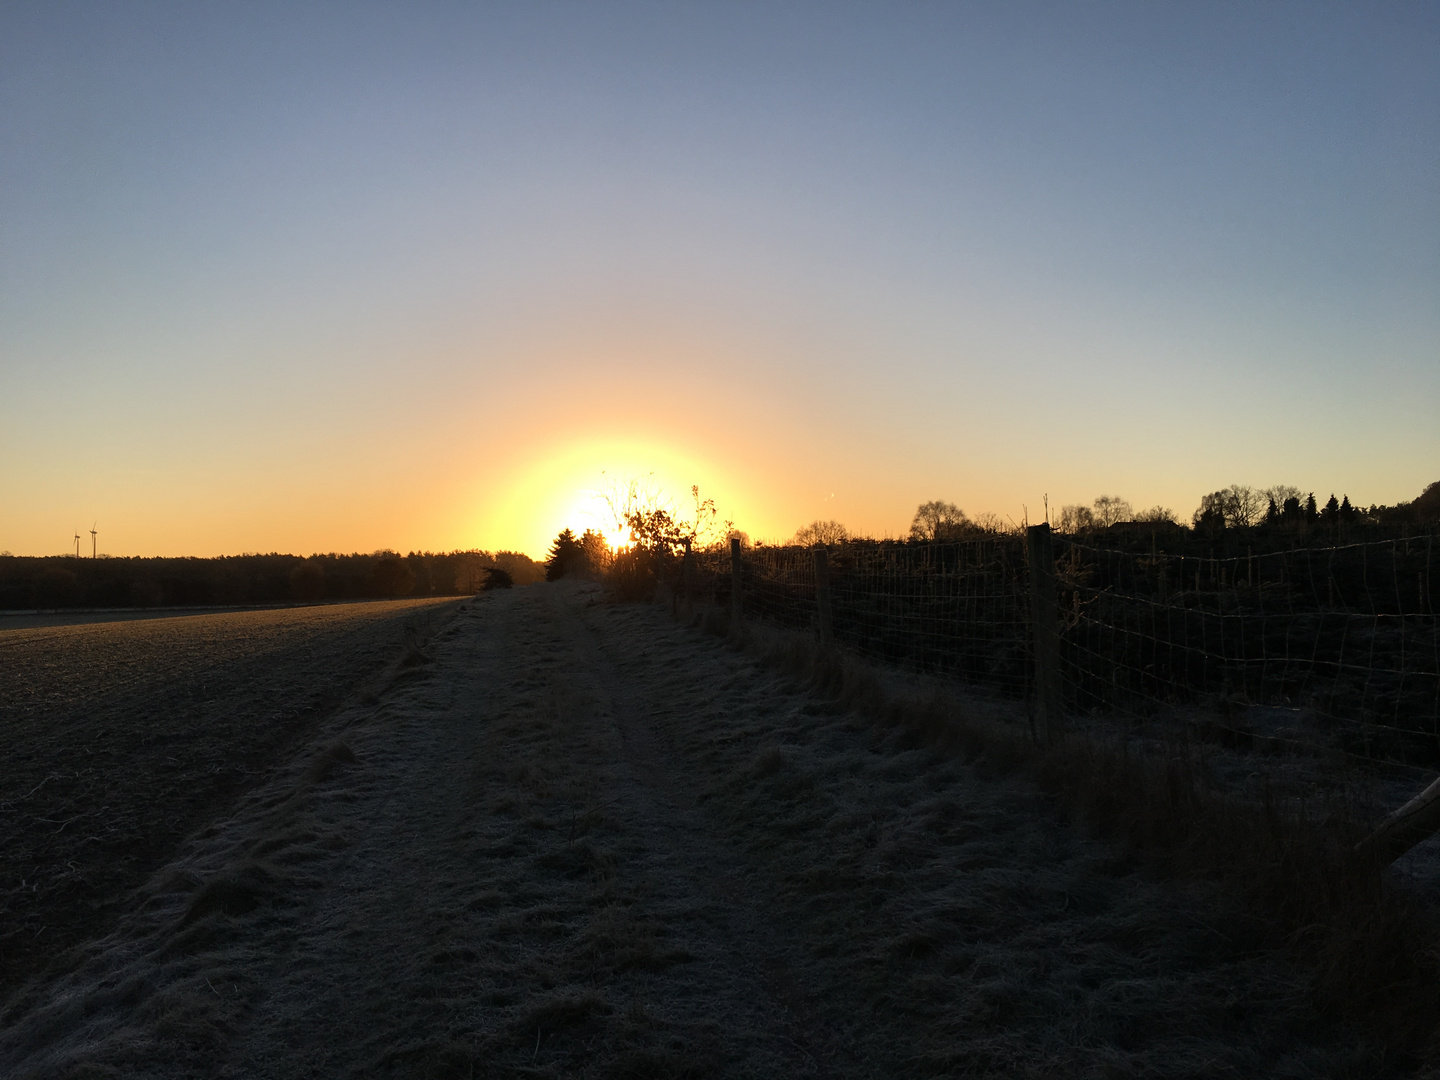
xmin=545 ymin=529 xmax=583 ymax=581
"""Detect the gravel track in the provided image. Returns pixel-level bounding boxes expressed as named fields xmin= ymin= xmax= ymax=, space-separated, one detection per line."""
xmin=0 ymin=583 xmax=1378 ymax=1077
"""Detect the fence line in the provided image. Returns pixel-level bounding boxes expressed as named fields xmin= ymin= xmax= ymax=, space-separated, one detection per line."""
xmin=686 ymin=531 xmax=1440 ymax=777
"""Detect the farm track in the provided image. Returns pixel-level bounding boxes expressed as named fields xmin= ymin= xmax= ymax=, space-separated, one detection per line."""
xmin=0 ymin=597 xmax=458 ymax=1003
xmin=0 ymin=584 xmax=1382 ymax=1077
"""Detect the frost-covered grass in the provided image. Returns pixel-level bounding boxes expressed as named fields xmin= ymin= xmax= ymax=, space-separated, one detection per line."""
xmin=0 ymin=584 xmax=1404 ymax=1077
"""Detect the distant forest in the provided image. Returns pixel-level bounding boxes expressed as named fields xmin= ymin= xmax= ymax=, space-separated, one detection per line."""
xmin=0 ymin=549 xmax=544 ymax=611
xmin=1048 ymin=480 xmax=1440 ymax=558
xmin=796 ymin=481 xmax=1440 ymax=557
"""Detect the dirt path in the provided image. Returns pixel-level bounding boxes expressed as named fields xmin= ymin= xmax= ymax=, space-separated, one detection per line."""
xmin=0 ymin=584 xmax=1377 ymax=1078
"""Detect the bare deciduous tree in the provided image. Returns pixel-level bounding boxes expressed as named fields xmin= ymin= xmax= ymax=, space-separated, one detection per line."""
xmin=1091 ymin=495 xmax=1134 ymax=527
xmin=1193 ymin=485 xmax=1265 ymax=528
xmin=1135 ymin=506 xmax=1179 ymax=524
xmin=791 ymin=520 xmax=849 ymax=546
xmin=1056 ymin=505 xmax=1095 ymax=533
xmin=970 ymin=511 xmax=1016 ymax=535
xmin=909 ymin=501 xmax=970 ymax=541
xmin=1263 ymin=484 xmax=1304 ymax=509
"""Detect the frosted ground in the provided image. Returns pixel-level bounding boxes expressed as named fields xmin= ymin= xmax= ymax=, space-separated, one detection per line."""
xmin=0 ymin=584 xmax=1381 ymax=1077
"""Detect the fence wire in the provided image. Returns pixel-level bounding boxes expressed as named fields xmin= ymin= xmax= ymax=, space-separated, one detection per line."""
xmin=688 ymin=532 xmax=1440 ymax=775
xmin=695 ymin=539 xmax=1031 ymax=697
xmin=1054 ymin=534 xmax=1440 ymax=772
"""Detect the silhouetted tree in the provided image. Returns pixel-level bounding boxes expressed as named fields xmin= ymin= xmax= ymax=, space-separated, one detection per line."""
xmin=1264 ymin=485 xmax=1304 ymax=513
xmin=1194 ymin=486 xmax=1264 ymax=529
xmin=910 ymin=501 xmax=970 ymax=541
xmin=1339 ymin=495 xmax=1356 ymax=523
xmin=1092 ymin=495 xmax=1134 ymax=527
xmin=1305 ymin=493 xmax=1318 ymax=522
xmin=1135 ymin=506 xmax=1179 ymax=525
xmin=579 ymin=529 xmax=608 ymax=575
xmin=1414 ymin=481 xmax=1440 ymax=522
xmin=970 ymin=511 xmax=1015 ymax=535
xmin=482 ymin=567 xmax=513 ymax=591
xmin=545 ymin=529 xmax=583 ymax=581
xmin=1057 ymin=505 xmax=1095 ymax=533
xmin=1321 ymin=494 xmax=1340 ymax=524
xmin=1194 ymin=504 xmax=1226 ymax=537
xmin=792 ymin=520 xmax=849 ymax=546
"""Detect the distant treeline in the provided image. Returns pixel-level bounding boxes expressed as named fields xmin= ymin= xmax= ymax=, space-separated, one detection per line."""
xmin=1054 ymin=481 xmax=1440 ymax=559
xmin=782 ymin=482 xmax=1440 ymax=561
xmin=0 ymin=549 xmax=544 ymax=611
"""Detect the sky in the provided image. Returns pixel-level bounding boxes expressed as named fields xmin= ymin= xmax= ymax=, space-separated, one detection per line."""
xmin=2 ymin=2 xmax=1436 ymax=558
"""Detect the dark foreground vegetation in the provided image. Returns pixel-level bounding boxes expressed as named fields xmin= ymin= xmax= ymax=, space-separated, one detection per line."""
xmin=0 ymin=549 xmax=542 ymax=611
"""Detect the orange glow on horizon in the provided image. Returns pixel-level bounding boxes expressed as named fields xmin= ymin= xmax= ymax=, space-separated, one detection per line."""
xmin=470 ymin=434 xmax=755 ymax=559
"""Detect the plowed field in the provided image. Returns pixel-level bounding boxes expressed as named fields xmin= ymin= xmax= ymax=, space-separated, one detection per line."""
xmin=0 ymin=598 xmax=457 ymax=1002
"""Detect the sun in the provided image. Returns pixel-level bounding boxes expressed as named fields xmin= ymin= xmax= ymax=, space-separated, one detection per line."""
xmin=472 ymin=433 xmax=750 ymax=558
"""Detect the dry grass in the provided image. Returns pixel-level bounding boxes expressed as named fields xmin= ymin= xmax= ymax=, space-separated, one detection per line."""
xmin=709 ymin=606 xmax=1440 ymax=1066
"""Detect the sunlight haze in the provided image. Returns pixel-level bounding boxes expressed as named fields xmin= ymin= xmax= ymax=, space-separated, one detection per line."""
xmin=2 ymin=2 xmax=1435 ymax=556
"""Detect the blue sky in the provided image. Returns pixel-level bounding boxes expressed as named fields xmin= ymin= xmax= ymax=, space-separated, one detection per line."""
xmin=2 ymin=2 xmax=1436 ymax=555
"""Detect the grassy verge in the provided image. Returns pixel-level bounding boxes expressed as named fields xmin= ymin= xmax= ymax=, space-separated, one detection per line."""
xmin=699 ymin=606 xmax=1440 ymax=1066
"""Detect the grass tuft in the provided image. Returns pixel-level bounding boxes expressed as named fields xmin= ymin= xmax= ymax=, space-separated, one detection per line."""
xmin=179 ymin=861 xmax=281 ymax=926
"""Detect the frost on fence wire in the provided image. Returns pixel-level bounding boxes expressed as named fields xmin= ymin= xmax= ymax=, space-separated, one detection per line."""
xmin=698 ymin=540 xmax=1031 ymax=698
xmin=1053 ymin=535 xmax=1440 ymax=771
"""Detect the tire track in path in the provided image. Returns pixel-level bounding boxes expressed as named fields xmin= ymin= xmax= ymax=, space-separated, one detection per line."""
xmin=552 ymin=584 xmax=860 ymax=1076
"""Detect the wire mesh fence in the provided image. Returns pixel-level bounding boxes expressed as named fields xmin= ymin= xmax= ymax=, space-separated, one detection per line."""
xmin=698 ymin=540 xmax=1032 ymax=695
xmin=686 ymin=531 xmax=1440 ymax=776
xmin=1054 ymin=534 xmax=1440 ymax=774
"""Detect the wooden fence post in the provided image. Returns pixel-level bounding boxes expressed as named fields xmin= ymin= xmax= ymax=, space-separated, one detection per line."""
xmin=1358 ymin=775 xmax=1440 ymax=865
xmin=1027 ymin=523 xmax=1062 ymax=740
xmin=814 ymin=546 xmax=833 ymax=648
xmin=730 ymin=537 xmax=743 ymax=628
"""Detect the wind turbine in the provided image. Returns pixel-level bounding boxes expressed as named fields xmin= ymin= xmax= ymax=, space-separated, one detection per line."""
xmin=90 ymin=522 xmax=97 ymax=559
xmin=73 ymin=530 xmax=81 ymax=558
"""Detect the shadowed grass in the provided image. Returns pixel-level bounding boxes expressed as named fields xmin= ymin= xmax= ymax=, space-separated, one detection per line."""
xmin=707 ymin=607 xmax=1440 ymax=1063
